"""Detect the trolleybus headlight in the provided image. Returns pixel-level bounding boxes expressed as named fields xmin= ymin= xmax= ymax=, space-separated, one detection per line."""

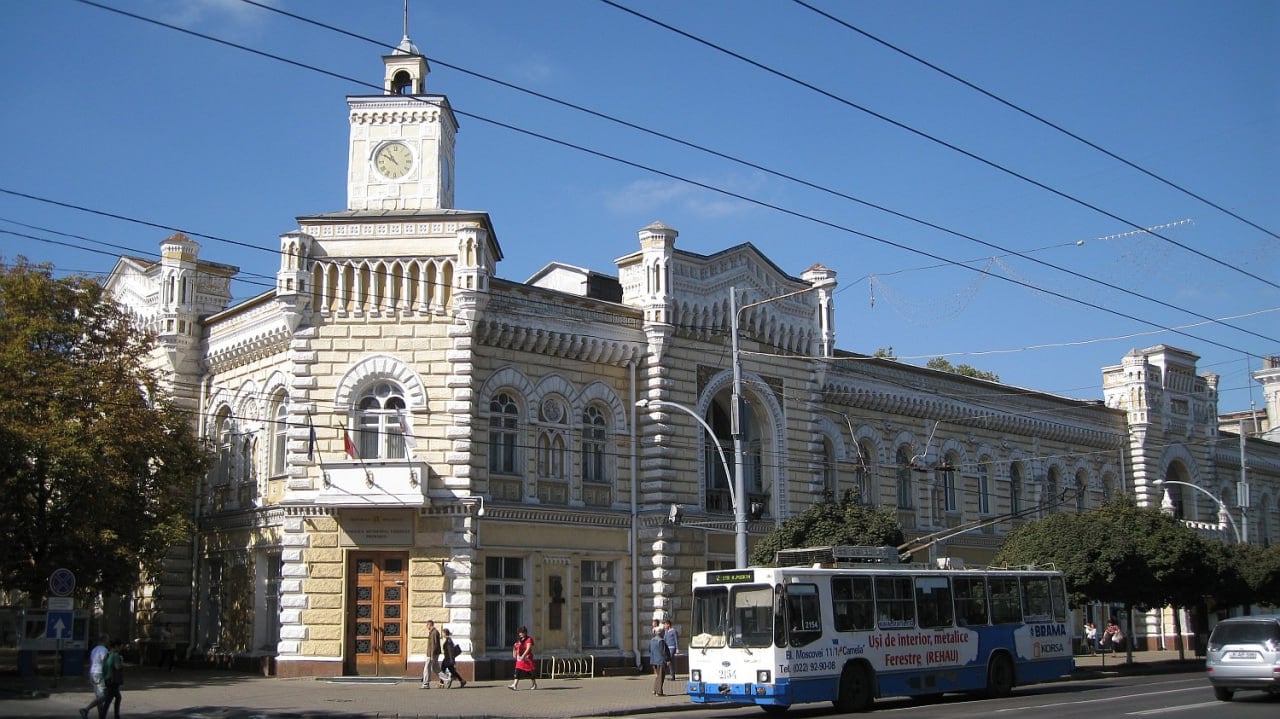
xmin=757 ymin=669 xmax=771 ymax=684
xmin=691 ymin=669 xmax=701 ymax=682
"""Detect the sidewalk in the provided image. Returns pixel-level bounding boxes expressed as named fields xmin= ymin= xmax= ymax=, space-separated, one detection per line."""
xmin=0 ymin=650 xmax=1204 ymax=719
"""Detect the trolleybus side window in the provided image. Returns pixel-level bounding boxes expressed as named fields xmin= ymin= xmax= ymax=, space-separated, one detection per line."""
xmin=989 ymin=576 xmax=1021 ymax=624
xmin=1050 ymin=576 xmax=1068 ymax=622
xmin=953 ymin=575 xmax=989 ymax=626
xmin=874 ymin=575 xmax=915 ymax=628
xmin=914 ymin=576 xmax=954 ymax=629
xmin=1020 ymin=576 xmax=1053 ymax=622
xmin=785 ymin=583 xmax=822 ymax=647
xmin=732 ymin=584 xmax=774 ymax=649
xmin=831 ymin=576 xmax=874 ymax=632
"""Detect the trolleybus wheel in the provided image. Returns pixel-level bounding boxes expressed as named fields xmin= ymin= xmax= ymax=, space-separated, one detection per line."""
xmin=985 ymin=654 xmax=1015 ymax=698
xmin=761 ymin=704 xmax=790 ymax=716
xmin=833 ymin=662 xmax=873 ymax=713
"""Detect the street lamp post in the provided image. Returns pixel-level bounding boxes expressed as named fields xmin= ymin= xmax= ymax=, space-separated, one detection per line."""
xmin=1154 ymin=479 xmax=1244 ymax=544
xmin=729 ymin=279 xmax=835 ymax=568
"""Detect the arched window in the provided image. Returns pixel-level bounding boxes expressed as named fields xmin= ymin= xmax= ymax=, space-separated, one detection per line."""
xmin=582 ymin=405 xmax=609 ymax=484
xmin=705 ymin=398 xmax=733 ymax=514
xmin=1010 ymin=463 xmax=1023 ymax=514
xmin=852 ymin=441 xmax=873 ymax=505
xmin=1044 ymin=466 xmax=1060 ymax=518
xmin=976 ymin=458 xmax=991 ymax=515
xmin=270 ymin=393 xmax=288 ymax=477
xmin=536 ymin=397 xmax=568 ymax=481
xmin=821 ymin=436 xmax=837 ymax=500
xmin=214 ymin=408 xmax=233 ymax=487
xmin=488 ymin=392 xmax=520 ymax=475
xmin=1074 ymin=470 xmax=1088 ymax=512
xmin=355 ymin=381 xmax=407 ymax=459
xmin=940 ymin=452 xmax=959 ymax=514
xmin=896 ymin=445 xmax=913 ymax=509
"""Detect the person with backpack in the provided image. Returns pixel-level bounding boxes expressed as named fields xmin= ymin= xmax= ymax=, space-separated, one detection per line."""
xmin=100 ymin=639 xmax=125 ymax=719
xmin=439 ymin=627 xmax=466 ymax=688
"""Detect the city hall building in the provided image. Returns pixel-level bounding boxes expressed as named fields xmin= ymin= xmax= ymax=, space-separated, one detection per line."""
xmin=105 ymin=34 xmax=1280 ymax=678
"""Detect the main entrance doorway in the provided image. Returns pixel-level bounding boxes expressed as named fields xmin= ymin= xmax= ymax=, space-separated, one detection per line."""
xmin=346 ymin=552 xmax=409 ymax=676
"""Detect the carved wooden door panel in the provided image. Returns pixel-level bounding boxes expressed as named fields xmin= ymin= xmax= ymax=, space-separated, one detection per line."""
xmin=347 ymin=553 xmax=408 ymax=676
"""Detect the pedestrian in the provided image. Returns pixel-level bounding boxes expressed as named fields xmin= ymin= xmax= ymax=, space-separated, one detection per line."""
xmin=159 ymin=623 xmax=176 ymax=671
xmin=79 ymin=635 xmax=109 ymax=719
xmin=100 ymin=639 xmax=125 ymax=719
xmin=509 ymin=625 xmax=537 ymax=690
xmin=421 ymin=619 xmax=441 ymax=689
xmin=1104 ymin=618 xmax=1126 ymax=652
xmin=663 ymin=618 xmax=680 ymax=681
xmin=439 ymin=627 xmax=466 ymax=688
xmin=1084 ymin=621 xmax=1098 ymax=655
xmin=651 ymin=618 xmax=662 ymax=638
xmin=649 ymin=621 xmax=668 ymax=696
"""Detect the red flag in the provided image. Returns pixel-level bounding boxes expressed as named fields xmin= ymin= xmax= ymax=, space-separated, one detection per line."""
xmin=343 ymin=428 xmax=359 ymax=459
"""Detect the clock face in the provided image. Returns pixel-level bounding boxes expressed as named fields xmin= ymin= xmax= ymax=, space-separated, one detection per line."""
xmin=374 ymin=142 xmax=414 ymax=180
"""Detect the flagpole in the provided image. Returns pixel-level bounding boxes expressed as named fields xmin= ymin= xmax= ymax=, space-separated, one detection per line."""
xmin=400 ymin=411 xmax=419 ymax=488
xmin=344 ymin=424 xmax=375 ymax=487
xmin=307 ymin=411 xmax=331 ymax=489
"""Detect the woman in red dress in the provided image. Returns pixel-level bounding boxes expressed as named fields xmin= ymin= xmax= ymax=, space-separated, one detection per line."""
xmin=509 ymin=626 xmax=538 ymax=690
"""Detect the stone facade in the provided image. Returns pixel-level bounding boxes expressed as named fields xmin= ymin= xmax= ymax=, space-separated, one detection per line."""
xmin=104 ymin=32 xmax=1279 ymax=675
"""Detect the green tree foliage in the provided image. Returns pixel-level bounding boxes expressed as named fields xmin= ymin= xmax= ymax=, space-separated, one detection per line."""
xmin=926 ymin=356 xmax=1000 ymax=382
xmin=994 ymin=499 xmax=1212 ymax=611
xmin=0 ymin=259 xmax=208 ymax=599
xmin=750 ymin=491 xmax=905 ymax=566
xmin=872 ymin=347 xmax=896 ymax=360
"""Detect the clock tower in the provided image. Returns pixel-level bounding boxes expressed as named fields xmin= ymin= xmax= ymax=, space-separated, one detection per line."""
xmin=346 ymin=31 xmax=457 ymax=211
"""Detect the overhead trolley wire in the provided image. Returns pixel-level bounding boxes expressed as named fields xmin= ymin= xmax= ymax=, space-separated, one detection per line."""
xmin=791 ymin=0 xmax=1280 ymax=245
xmin=56 ymin=1 xmax=1268 ymax=361
xmin=597 ymin=0 xmax=1279 ymax=292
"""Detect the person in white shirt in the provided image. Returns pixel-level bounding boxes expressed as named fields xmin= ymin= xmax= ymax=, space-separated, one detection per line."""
xmin=79 ymin=636 xmax=109 ymax=719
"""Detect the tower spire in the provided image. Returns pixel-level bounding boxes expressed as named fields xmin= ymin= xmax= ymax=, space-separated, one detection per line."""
xmin=403 ymin=0 xmax=410 ymax=44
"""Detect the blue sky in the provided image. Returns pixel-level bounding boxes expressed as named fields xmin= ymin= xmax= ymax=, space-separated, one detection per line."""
xmin=1 ymin=0 xmax=1276 ymax=413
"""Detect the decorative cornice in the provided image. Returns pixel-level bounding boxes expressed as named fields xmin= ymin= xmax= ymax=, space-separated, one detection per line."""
xmin=474 ymin=319 xmax=642 ymax=368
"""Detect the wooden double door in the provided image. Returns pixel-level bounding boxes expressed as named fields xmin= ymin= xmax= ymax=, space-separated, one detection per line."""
xmin=346 ymin=552 xmax=409 ymax=676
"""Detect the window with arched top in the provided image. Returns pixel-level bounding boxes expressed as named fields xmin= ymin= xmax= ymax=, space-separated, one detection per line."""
xmin=852 ymin=441 xmax=874 ymax=505
xmin=976 ymin=458 xmax=992 ymax=515
xmin=821 ymin=436 xmax=838 ymax=500
xmin=536 ymin=397 xmax=569 ymax=482
xmin=488 ymin=392 xmax=520 ymax=475
xmin=940 ymin=452 xmax=960 ymax=514
xmin=270 ymin=393 xmax=288 ymax=477
xmin=1010 ymin=463 xmax=1023 ymax=514
xmin=581 ymin=406 xmax=607 ymax=482
xmin=355 ymin=381 xmax=408 ymax=459
xmin=1044 ymin=467 xmax=1060 ymax=518
xmin=1074 ymin=470 xmax=1088 ymax=512
xmin=896 ymin=446 xmax=913 ymax=509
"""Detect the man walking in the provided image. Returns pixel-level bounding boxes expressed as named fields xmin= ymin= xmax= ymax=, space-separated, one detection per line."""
xmin=663 ymin=618 xmax=680 ymax=681
xmin=78 ymin=635 xmax=109 ymax=719
xmin=421 ymin=619 xmax=442 ymax=688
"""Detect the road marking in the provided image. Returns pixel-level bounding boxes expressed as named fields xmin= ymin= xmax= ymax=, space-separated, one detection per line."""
xmin=994 ymin=686 xmax=1205 ymax=712
xmin=1126 ymin=701 xmax=1222 ymax=715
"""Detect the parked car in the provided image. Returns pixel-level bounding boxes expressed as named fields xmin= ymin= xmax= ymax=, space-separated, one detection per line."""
xmin=1205 ymin=615 xmax=1280 ymax=701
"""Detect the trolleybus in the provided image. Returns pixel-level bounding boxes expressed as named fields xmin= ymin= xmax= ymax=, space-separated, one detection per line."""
xmin=686 ymin=546 xmax=1074 ymax=713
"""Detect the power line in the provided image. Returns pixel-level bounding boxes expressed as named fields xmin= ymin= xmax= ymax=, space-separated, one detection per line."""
xmin=50 ymin=3 xmax=1270 ymax=361
xmin=791 ymin=0 xmax=1280 ymax=244
xmin=597 ymin=0 xmax=1278 ymax=291
xmin=222 ymin=0 xmax=1276 ymax=346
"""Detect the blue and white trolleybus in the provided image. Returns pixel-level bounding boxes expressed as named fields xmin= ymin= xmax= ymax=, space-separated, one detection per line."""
xmin=685 ymin=546 xmax=1074 ymax=713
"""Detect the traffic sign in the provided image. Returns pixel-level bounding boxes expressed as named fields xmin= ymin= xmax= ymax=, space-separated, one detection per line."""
xmin=49 ymin=568 xmax=75 ymax=597
xmin=47 ymin=597 xmax=74 ymax=611
xmin=45 ymin=610 xmax=73 ymax=639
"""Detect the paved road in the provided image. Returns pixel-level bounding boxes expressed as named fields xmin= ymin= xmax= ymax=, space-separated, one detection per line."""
xmin=0 ymin=650 xmax=1203 ymax=718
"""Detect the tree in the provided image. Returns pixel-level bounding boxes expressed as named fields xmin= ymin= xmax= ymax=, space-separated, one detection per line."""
xmin=0 ymin=259 xmax=208 ymax=600
xmin=926 ymin=357 xmax=1000 ymax=382
xmin=750 ymin=491 xmax=905 ymax=566
xmin=872 ymin=347 xmax=897 ymax=360
xmin=994 ymin=498 xmax=1214 ymax=659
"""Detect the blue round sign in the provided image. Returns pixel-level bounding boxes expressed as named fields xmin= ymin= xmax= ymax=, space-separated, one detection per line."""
xmin=49 ymin=568 xmax=75 ymax=597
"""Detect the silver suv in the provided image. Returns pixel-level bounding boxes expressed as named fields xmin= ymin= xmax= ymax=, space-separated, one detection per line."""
xmin=1205 ymin=615 xmax=1280 ymax=701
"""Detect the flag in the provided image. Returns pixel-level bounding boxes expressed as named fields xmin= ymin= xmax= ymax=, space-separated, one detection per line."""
xmin=343 ymin=427 xmax=359 ymax=459
xmin=306 ymin=414 xmax=317 ymax=462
